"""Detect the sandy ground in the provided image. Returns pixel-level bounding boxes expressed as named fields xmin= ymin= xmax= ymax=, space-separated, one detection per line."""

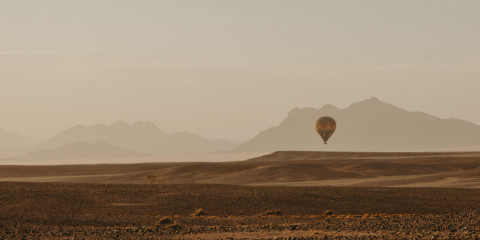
xmin=2 ymin=182 xmax=480 ymax=239
xmin=1 ymin=151 xmax=480 ymax=187
xmin=0 ymin=152 xmax=264 ymax=165
xmin=2 ymin=151 xmax=480 ymax=239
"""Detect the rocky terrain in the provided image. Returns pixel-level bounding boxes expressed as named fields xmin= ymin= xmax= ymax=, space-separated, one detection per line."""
xmin=1 ymin=182 xmax=480 ymax=239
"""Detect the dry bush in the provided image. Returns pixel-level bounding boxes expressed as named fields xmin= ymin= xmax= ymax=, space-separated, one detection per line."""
xmin=146 ymin=175 xmax=166 ymax=184
xmin=146 ymin=175 xmax=156 ymax=184
xmin=236 ymin=220 xmax=247 ymax=226
xmin=156 ymin=216 xmax=173 ymax=225
xmin=167 ymin=222 xmax=181 ymax=230
xmin=155 ymin=216 xmax=180 ymax=230
xmin=324 ymin=210 xmax=333 ymax=215
xmin=191 ymin=208 xmax=208 ymax=217
xmin=259 ymin=209 xmax=283 ymax=216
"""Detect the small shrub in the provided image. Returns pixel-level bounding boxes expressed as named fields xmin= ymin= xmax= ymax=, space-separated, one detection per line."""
xmin=156 ymin=216 xmax=173 ymax=225
xmin=260 ymin=209 xmax=283 ymax=216
xmin=191 ymin=208 xmax=208 ymax=217
xmin=236 ymin=220 xmax=247 ymax=226
xmin=146 ymin=175 xmax=156 ymax=184
xmin=167 ymin=222 xmax=181 ymax=230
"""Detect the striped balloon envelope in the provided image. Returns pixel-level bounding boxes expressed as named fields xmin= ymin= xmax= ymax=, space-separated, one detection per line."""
xmin=315 ymin=116 xmax=336 ymax=144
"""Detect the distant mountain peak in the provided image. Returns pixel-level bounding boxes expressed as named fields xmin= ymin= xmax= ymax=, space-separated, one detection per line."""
xmin=0 ymin=128 xmax=40 ymax=149
xmin=109 ymin=120 xmax=159 ymax=129
xmin=173 ymin=131 xmax=196 ymax=136
xmin=133 ymin=120 xmax=157 ymax=128
xmin=44 ymin=120 xmax=241 ymax=155
xmin=288 ymin=107 xmax=317 ymax=115
xmin=20 ymin=141 xmax=152 ymax=161
xmin=234 ymin=97 xmax=480 ymax=152
xmin=366 ymin=96 xmax=381 ymax=102
xmin=111 ymin=121 xmax=129 ymax=127
xmin=354 ymin=97 xmax=383 ymax=105
xmin=320 ymin=104 xmax=340 ymax=111
xmin=347 ymin=97 xmax=401 ymax=111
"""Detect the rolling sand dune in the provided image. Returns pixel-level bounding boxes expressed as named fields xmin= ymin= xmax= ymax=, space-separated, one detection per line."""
xmin=1 ymin=151 xmax=480 ymax=187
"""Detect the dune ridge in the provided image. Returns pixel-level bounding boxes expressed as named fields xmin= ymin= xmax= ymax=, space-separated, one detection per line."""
xmin=1 ymin=151 xmax=480 ymax=188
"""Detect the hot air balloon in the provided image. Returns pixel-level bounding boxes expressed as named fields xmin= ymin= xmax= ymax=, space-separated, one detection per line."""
xmin=315 ymin=116 xmax=336 ymax=144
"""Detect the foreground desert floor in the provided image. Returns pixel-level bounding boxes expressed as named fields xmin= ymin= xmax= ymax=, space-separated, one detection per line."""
xmin=2 ymin=151 xmax=480 ymax=239
xmin=1 ymin=183 xmax=480 ymax=239
xmin=1 ymin=151 xmax=480 ymax=187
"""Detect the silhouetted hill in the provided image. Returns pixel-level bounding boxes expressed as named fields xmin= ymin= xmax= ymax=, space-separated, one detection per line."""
xmin=234 ymin=97 xmax=480 ymax=152
xmin=45 ymin=121 xmax=242 ymax=155
xmin=19 ymin=141 xmax=151 ymax=161
xmin=0 ymin=129 xmax=39 ymax=149
xmin=0 ymin=129 xmax=40 ymax=158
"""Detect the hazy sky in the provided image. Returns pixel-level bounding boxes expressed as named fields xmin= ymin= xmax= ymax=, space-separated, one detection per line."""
xmin=1 ymin=0 xmax=479 ymax=140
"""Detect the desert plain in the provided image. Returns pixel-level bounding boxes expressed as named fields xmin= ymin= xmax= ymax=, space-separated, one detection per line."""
xmin=2 ymin=151 xmax=480 ymax=239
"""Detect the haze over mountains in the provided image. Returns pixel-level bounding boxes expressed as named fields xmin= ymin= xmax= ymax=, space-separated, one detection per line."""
xmin=0 ymin=129 xmax=39 ymax=149
xmin=0 ymin=121 xmax=244 ymax=162
xmin=235 ymin=97 xmax=480 ymax=152
xmin=2 ymin=97 xmax=480 ymax=164
xmin=8 ymin=141 xmax=152 ymax=163
xmin=0 ymin=129 xmax=41 ymax=158
xmin=44 ymin=121 xmax=242 ymax=155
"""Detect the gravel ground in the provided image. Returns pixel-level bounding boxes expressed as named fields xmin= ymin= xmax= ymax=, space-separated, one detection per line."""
xmin=2 ymin=182 xmax=480 ymax=239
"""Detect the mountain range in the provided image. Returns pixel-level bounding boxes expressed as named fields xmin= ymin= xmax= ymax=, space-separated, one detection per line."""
xmin=19 ymin=141 xmax=151 ymax=161
xmin=2 ymin=97 xmax=480 ymax=164
xmin=43 ymin=121 xmax=242 ymax=155
xmin=0 ymin=121 xmax=244 ymax=161
xmin=234 ymin=97 xmax=480 ymax=152
xmin=0 ymin=128 xmax=39 ymax=149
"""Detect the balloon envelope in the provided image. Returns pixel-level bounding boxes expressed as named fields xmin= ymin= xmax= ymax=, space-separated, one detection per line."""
xmin=315 ymin=116 xmax=336 ymax=144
